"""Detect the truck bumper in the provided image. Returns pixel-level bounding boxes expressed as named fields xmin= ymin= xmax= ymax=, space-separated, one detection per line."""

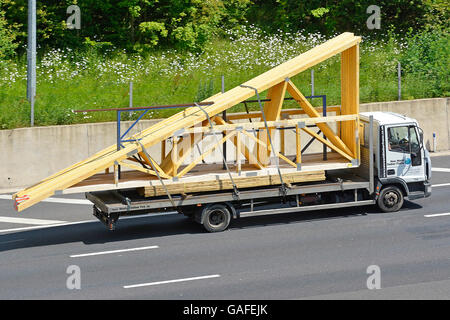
xmin=407 ymin=182 xmax=431 ymax=200
xmin=424 ymin=182 xmax=432 ymax=198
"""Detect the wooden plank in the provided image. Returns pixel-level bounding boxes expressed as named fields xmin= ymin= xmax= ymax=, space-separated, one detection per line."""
xmin=214 ymin=116 xmax=263 ymax=169
xmin=160 ymin=120 xmax=208 ymax=176
xmin=140 ymin=170 xmax=325 ymax=197
xmin=301 ymin=127 xmax=353 ymax=161
xmin=176 ymin=131 xmax=236 ymax=178
xmin=161 ymin=140 xmax=166 ymax=162
xmin=61 ymin=152 xmax=350 ymax=194
xmin=277 ymin=152 xmax=297 ymax=168
xmin=183 ymin=114 xmax=358 ymax=135
xmin=257 ymin=80 xmax=287 ymax=164
xmin=226 ymin=107 xmax=342 ymax=121
xmin=341 ymin=44 xmax=360 ymax=159
xmin=296 ymin=125 xmax=301 ymax=165
xmin=114 ymin=163 xmax=119 ymax=185
xmin=236 ymin=131 xmax=241 ymax=174
xmin=241 ymin=129 xmax=267 ymax=149
xmin=118 ymin=161 xmax=159 ymax=178
xmin=137 ymin=151 xmax=171 ymax=179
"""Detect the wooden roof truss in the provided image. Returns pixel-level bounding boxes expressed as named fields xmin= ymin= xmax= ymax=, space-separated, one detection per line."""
xmin=13 ymin=32 xmax=361 ymax=212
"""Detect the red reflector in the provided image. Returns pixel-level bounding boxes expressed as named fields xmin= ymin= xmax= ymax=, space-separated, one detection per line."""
xmin=14 ymin=195 xmax=29 ymax=210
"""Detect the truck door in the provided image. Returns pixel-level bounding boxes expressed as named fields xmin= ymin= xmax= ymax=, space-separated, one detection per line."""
xmin=385 ymin=124 xmax=425 ymax=182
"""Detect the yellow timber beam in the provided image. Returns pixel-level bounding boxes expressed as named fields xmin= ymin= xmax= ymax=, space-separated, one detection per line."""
xmin=257 ymin=80 xmax=288 ymax=164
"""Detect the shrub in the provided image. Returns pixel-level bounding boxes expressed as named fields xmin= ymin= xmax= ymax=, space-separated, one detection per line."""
xmin=400 ymin=28 xmax=450 ymax=97
xmin=0 ymin=3 xmax=17 ymax=60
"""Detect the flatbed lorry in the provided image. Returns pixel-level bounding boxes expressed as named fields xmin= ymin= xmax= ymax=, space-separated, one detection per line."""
xmin=87 ymin=111 xmax=432 ymax=232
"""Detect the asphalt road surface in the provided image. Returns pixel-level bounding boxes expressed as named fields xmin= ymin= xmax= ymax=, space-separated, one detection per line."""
xmin=0 ymin=155 xmax=449 ymax=300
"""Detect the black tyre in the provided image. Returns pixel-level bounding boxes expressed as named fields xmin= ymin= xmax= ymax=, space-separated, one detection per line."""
xmin=377 ymin=185 xmax=404 ymax=213
xmin=201 ymin=204 xmax=231 ymax=233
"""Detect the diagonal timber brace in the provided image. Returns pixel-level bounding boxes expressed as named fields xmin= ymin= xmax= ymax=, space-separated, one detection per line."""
xmin=286 ymin=80 xmax=354 ymax=158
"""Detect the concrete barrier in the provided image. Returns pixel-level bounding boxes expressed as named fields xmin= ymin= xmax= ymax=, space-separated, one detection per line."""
xmin=1 ymin=97 xmax=448 ymax=192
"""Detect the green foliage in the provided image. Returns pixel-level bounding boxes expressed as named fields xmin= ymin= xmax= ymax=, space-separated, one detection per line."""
xmin=400 ymin=28 xmax=450 ymax=97
xmin=0 ymin=26 xmax=447 ymax=130
xmin=0 ymin=0 xmax=18 ymax=60
xmin=248 ymin=0 xmax=432 ymax=37
xmin=83 ymin=37 xmax=113 ymax=51
xmin=139 ymin=21 xmax=168 ymax=47
xmin=0 ymin=1 xmax=448 ymax=129
xmin=1 ymin=0 xmax=447 ymax=55
xmin=423 ymin=0 xmax=450 ymax=30
xmin=2 ymin=0 xmax=251 ymax=53
xmin=195 ymin=79 xmax=215 ymax=101
xmin=310 ymin=7 xmax=329 ymax=18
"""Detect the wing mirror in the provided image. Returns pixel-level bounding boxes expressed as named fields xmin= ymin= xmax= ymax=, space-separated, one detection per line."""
xmin=417 ymin=127 xmax=424 ymax=149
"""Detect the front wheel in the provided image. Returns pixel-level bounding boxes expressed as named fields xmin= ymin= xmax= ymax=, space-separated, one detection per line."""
xmin=377 ymin=185 xmax=404 ymax=213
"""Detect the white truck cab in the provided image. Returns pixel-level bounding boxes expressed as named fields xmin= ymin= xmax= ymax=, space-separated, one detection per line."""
xmin=360 ymin=112 xmax=432 ymax=211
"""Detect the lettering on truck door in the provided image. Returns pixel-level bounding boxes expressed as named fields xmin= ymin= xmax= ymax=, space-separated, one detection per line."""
xmin=384 ymin=124 xmax=425 ymax=182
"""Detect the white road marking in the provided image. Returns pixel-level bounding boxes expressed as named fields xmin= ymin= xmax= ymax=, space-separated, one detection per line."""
xmin=433 ymin=183 xmax=450 ymax=188
xmin=123 ymin=274 xmax=221 ymax=289
xmin=0 ymin=216 xmax=65 ymax=225
xmin=432 ymin=167 xmax=450 ymax=173
xmin=70 ymin=245 xmax=159 ymax=258
xmin=424 ymin=212 xmax=450 ymax=218
xmin=0 ymin=239 xmax=25 ymax=245
xmin=0 ymin=212 xmax=178 ymax=234
xmin=0 ymin=220 xmax=94 ymax=234
xmin=0 ymin=194 xmax=91 ymax=205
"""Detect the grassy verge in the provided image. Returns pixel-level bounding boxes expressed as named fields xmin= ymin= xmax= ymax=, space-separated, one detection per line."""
xmin=0 ymin=26 xmax=448 ymax=129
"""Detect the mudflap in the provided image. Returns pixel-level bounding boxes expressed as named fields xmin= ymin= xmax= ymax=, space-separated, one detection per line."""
xmin=93 ymin=206 xmax=120 ymax=231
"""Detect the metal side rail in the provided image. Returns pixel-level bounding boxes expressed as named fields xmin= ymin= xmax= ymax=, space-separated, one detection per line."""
xmin=239 ymin=200 xmax=375 ymax=218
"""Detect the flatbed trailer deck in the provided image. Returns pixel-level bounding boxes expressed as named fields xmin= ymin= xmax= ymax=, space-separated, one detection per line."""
xmin=87 ymin=175 xmax=373 ymax=215
xmin=86 ymin=115 xmax=376 ymax=231
xmin=87 ymin=173 xmax=375 ymax=231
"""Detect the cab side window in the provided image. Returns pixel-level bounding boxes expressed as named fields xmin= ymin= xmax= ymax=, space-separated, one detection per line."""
xmin=387 ymin=126 xmax=409 ymax=153
xmin=409 ymin=126 xmax=422 ymax=166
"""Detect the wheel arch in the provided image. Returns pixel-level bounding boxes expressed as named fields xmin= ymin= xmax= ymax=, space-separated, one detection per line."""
xmin=378 ymin=177 xmax=409 ymax=197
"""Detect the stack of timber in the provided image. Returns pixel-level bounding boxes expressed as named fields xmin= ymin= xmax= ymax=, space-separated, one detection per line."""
xmin=138 ymin=169 xmax=325 ymax=198
xmin=13 ymin=32 xmax=361 ymax=212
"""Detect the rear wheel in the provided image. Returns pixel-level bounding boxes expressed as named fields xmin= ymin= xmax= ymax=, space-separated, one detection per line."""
xmin=199 ymin=204 xmax=231 ymax=233
xmin=377 ymin=185 xmax=404 ymax=212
